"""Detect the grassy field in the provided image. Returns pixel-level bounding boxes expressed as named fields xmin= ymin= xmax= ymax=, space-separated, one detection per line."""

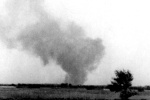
xmin=0 ymin=87 xmax=149 ymax=100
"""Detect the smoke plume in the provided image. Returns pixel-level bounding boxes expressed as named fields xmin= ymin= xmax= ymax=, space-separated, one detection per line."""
xmin=1 ymin=0 xmax=104 ymax=85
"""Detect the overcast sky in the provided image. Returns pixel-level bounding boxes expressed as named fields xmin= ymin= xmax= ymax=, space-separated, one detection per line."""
xmin=0 ymin=0 xmax=150 ymax=86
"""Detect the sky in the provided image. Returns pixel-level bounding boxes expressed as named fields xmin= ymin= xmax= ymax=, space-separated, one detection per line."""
xmin=0 ymin=0 xmax=150 ymax=86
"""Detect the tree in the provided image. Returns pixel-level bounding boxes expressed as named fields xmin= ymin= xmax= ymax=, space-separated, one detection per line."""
xmin=110 ymin=69 xmax=137 ymax=99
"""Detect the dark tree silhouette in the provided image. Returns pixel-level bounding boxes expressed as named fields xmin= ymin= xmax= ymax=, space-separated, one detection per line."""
xmin=110 ymin=69 xmax=137 ymax=99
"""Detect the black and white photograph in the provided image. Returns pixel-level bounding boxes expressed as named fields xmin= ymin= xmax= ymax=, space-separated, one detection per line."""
xmin=0 ymin=0 xmax=150 ymax=99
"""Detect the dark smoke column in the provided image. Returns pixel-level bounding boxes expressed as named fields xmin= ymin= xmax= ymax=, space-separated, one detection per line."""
xmin=11 ymin=0 xmax=105 ymax=85
xmin=57 ymin=38 xmax=104 ymax=85
xmin=18 ymin=21 xmax=104 ymax=85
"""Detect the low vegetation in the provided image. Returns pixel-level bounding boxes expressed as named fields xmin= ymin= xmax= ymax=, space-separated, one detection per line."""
xmin=0 ymin=85 xmax=149 ymax=100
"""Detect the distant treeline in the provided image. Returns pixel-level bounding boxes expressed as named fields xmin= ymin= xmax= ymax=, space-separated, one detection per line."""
xmin=106 ymin=84 xmax=150 ymax=92
xmin=0 ymin=83 xmax=150 ymax=91
xmin=16 ymin=83 xmax=106 ymax=90
xmin=0 ymin=83 xmax=106 ymax=90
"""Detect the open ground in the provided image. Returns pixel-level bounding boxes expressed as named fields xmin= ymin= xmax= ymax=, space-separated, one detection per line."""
xmin=0 ymin=86 xmax=150 ymax=100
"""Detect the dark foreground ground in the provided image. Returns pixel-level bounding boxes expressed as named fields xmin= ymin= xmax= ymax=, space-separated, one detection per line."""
xmin=0 ymin=86 xmax=150 ymax=100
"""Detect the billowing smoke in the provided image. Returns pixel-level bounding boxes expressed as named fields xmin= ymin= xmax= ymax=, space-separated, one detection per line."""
xmin=1 ymin=0 xmax=104 ymax=85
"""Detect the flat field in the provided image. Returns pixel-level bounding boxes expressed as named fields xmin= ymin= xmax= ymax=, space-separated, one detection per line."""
xmin=0 ymin=87 xmax=149 ymax=100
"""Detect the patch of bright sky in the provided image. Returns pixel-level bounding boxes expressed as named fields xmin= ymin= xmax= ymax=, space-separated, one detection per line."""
xmin=44 ymin=0 xmax=150 ymax=86
xmin=0 ymin=0 xmax=150 ymax=85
